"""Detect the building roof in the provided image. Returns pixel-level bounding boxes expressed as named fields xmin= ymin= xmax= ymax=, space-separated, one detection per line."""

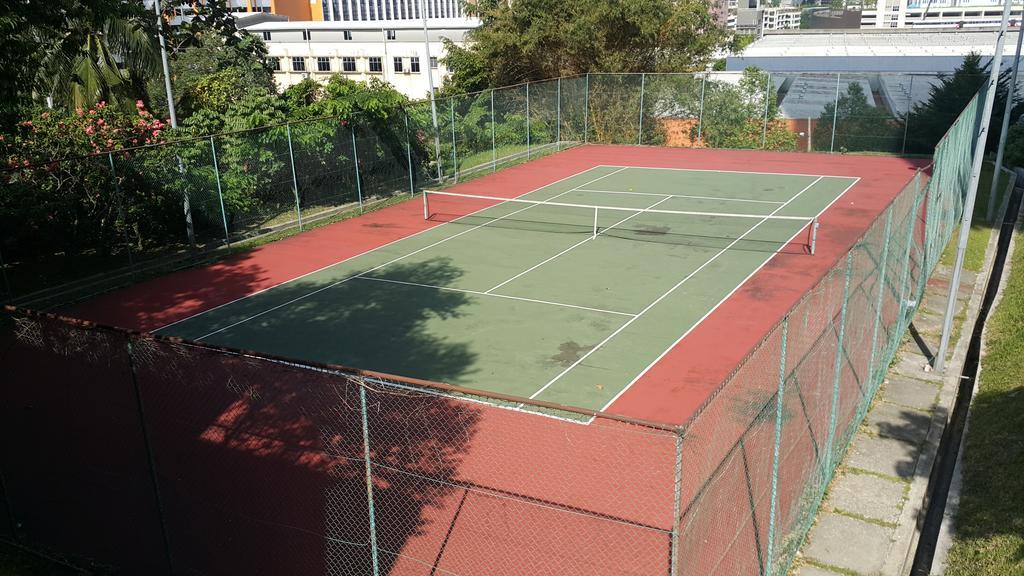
xmin=739 ymin=28 xmax=1019 ymax=59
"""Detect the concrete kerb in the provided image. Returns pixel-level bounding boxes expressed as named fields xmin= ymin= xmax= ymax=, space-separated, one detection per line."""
xmin=881 ymin=166 xmax=1017 ymax=576
xmin=927 ymin=166 xmax=1024 ymax=574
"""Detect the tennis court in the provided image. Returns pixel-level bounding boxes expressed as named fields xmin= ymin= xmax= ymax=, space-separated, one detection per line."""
xmin=157 ymin=164 xmax=858 ymax=413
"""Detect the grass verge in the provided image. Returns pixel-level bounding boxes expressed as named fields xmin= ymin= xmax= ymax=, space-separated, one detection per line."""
xmin=943 ymin=209 xmax=1024 ymax=576
xmin=940 ymin=164 xmax=1012 ymax=273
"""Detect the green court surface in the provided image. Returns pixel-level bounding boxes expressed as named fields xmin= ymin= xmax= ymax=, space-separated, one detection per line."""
xmin=157 ymin=166 xmax=858 ymax=412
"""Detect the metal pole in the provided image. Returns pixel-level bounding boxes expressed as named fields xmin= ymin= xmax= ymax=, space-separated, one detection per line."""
xmin=866 ymin=206 xmax=895 ymax=388
xmin=491 ymin=89 xmax=497 ymax=171
xmin=638 ymin=73 xmax=646 ymax=145
xmin=404 ymin=112 xmax=415 ymax=197
xmin=762 ymin=72 xmax=772 ymax=149
xmin=154 ymin=0 xmax=177 ymax=128
xmin=811 ymin=218 xmax=820 ymax=255
xmin=351 ymin=126 xmax=364 ymax=210
xmin=901 ymin=75 xmax=915 ymax=155
xmin=937 ymin=0 xmax=1013 ymax=370
xmin=526 ymin=81 xmax=531 ymax=159
xmin=359 ymin=385 xmax=381 ymax=576
xmin=286 ymin=124 xmax=303 ymax=230
xmin=988 ymin=26 xmax=1024 ymax=222
xmin=210 ymin=137 xmax=230 ymax=245
xmin=449 ymin=98 xmax=457 ymax=180
xmin=422 ymin=188 xmax=429 ymax=219
xmin=556 ymin=77 xmax=562 ymax=150
xmin=830 ymin=73 xmax=841 ymax=153
xmin=584 ymin=73 xmax=590 ymax=143
xmin=669 ymin=432 xmax=684 ymax=576
xmin=417 ymin=0 xmax=441 ymax=181
xmin=825 ymin=253 xmax=853 ymax=473
xmin=765 ymin=316 xmax=789 ymax=576
xmin=697 ymin=75 xmax=706 ymax=144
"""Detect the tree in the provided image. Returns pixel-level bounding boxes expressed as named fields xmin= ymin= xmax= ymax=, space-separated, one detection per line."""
xmin=814 ymin=81 xmax=900 ymax=153
xmin=695 ymin=68 xmax=797 ymax=151
xmin=441 ymin=0 xmax=727 ymax=92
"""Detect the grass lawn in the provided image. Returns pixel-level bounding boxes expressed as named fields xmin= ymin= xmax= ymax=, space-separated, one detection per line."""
xmin=940 ymin=164 xmax=1013 ymax=273
xmin=943 ymin=201 xmax=1024 ymax=576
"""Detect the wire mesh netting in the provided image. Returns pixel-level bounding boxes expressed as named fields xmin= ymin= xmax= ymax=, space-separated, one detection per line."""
xmin=0 ymin=78 xmax=988 ymax=576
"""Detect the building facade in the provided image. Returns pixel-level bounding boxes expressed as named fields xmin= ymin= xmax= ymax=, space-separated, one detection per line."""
xmin=860 ymin=0 xmax=1023 ymax=29
xmin=240 ymin=20 xmax=475 ymax=99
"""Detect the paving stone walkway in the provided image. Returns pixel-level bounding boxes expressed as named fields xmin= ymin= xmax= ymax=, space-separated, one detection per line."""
xmin=792 ymin=265 xmax=977 ymax=576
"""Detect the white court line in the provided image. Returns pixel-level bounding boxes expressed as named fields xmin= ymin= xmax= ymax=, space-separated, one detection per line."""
xmin=575 ymin=188 xmax=785 ymax=205
xmin=527 ymin=175 xmax=827 ymax=402
xmin=355 ymin=276 xmax=637 ymax=317
xmin=484 ymin=195 xmax=676 ymax=295
xmin=599 ymin=164 xmax=851 ymax=179
xmin=155 ymin=165 xmax=618 ymax=333
xmin=187 ymin=167 xmax=630 ymax=341
xmin=596 ymin=176 xmax=861 ymax=414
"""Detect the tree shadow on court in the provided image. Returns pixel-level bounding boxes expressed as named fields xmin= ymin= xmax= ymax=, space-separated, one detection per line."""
xmin=0 ymin=258 xmax=483 ymax=575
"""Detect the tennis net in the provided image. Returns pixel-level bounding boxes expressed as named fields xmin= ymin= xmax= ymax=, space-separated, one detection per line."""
xmin=422 ymin=189 xmax=821 ymax=255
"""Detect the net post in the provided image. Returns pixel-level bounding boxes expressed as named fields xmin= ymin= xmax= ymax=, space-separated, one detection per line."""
xmin=450 ymin=98 xmax=458 ymax=181
xmin=592 ymin=206 xmax=599 ymax=238
xmin=526 ymin=81 xmax=531 ymax=159
xmin=766 ymin=315 xmax=789 ymax=576
xmin=422 ymin=189 xmax=430 ymax=220
xmin=825 ymin=252 xmax=853 ymax=474
xmin=810 ymin=217 xmax=819 ymax=255
xmin=762 ymin=71 xmax=772 ymax=149
xmin=829 ymin=73 xmax=841 ymax=154
xmin=697 ymin=74 xmax=706 ymax=144
xmin=584 ymin=73 xmax=590 ymax=143
xmin=404 ymin=111 xmax=415 ymax=197
xmin=286 ymin=123 xmax=303 ymax=230
xmin=491 ymin=89 xmax=497 ymax=172
xmin=358 ymin=383 xmax=382 ymax=576
xmin=638 ymin=72 xmax=646 ymax=145
xmin=209 ymin=136 xmax=231 ymax=246
xmin=350 ymin=125 xmax=364 ymax=211
xmin=669 ymin=429 xmax=684 ymax=576
xmin=556 ymin=77 xmax=562 ymax=150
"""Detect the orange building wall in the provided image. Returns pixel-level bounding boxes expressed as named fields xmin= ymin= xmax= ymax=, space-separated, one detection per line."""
xmin=268 ymin=0 xmax=316 ymax=21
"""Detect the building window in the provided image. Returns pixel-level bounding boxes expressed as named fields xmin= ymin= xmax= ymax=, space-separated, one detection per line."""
xmin=430 ymin=56 xmax=438 ymax=69
xmin=410 ymin=56 xmax=420 ymax=72
xmin=292 ymin=57 xmax=306 ymax=72
xmin=343 ymin=56 xmax=356 ymax=72
xmin=394 ymin=57 xmax=403 ymax=72
xmin=343 ymin=30 xmax=352 ymax=40
xmin=302 ymin=30 xmax=311 ymax=40
xmin=386 ymin=29 xmax=396 ymax=40
xmin=262 ymin=31 xmax=272 ymax=40
xmin=268 ymin=57 xmax=281 ymax=71
xmin=368 ymin=56 xmax=382 ymax=72
xmin=317 ymin=56 xmax=331 ymax=72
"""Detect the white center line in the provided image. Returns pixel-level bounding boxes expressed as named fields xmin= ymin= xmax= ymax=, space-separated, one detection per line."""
xmin=527 ymin=176 xmax=825 ymax=401
xmin=355 ymin=276 xmax=637 ymax=317
xmin=189 ymin=167 xmax=630 ymax=341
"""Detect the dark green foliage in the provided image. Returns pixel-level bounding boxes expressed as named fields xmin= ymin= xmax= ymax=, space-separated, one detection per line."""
xmin=813 ymin=81 xmax=900 ymax=153
xmin=697 ymin=68 xmax=797 ymax=151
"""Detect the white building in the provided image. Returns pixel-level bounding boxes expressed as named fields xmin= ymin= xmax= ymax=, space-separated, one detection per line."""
xmin=239 ymin=19 xmax=476 ymax=99
xmin=861 ymin=0 xmax=1023 ymax=29
xmin=319 ymin=0 xmax=469 ymax=22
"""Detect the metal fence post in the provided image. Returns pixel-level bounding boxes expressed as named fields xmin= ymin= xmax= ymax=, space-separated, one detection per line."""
xmin=825 ymin=253 xmax=853 ymax=473
xmin=526 ymin=81 xmax=532 ymax=159
xmin=450 ymin=98 xmax=457 ymax=180
xmin=697 ymin=75 xmax=706 ymax=144
xmin=404 ymin=111 xmax=415 ymax=197
xmin=358 ymin=384 xmax=382 ymax=576
xmin=762 ymin=72 xmax=772 ymax=149
xmin=556 ymin=77 xmax=562 ymax=150
xmin=584 ymin=73 xmax=590 ymax=143
xmin=901 ymin=75 xmax=914 ymax=155
xmin=638 ymin=72 xmax=646 ymax=145
xmin=285 ymin=124 xmax=303 ymax=230
xmin=669 ymin=430 xmax=684 ymax=576
xmin=491 ymin=89 xmax=497 ymax=171
xmin=866 ymin=205 xmax=894 ymax=391
xmin=830 ymin=73 xmax=841 ymax=153
xmin=351 ymin=126 xmax=364 ymax=210
xmin=209 ymin=137 xmax=231 ymax=246
xmin=766 ymin=316 xmax=789 ymax=576
xmin=107 ymin=152 xmax=135 ymax=269
xmin=897 ymin=181 xmax=926 ymax=339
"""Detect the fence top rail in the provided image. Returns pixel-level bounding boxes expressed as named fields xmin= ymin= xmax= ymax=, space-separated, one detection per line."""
xmin=2 ymin=305 xmax=681 ymax=433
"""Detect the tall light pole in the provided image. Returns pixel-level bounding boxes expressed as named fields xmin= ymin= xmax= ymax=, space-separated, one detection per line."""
xmin=987 ymin=27 xmax=1023 ymax=222
xmin=419 ymin=0 xmax=442 ymax=180
xmin=154 ymin=0 xmax=178 ymax=128
xmin=936 ymin=0 xmax=1013 ymax=370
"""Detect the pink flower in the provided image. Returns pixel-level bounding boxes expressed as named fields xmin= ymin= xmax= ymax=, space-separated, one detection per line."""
xmin=136 ymin=100 xmax=144 ymax=109
xmin=153 ymin=130 xmax=161 ymax=137
xmin=106 ymin=139 xmax=113 ymax=147
xmin=40 ymin=112 xmax=49 ymax=119
xmin=84 ymin=126 xmax=94 ymax=135
xmin=144 ymin=138 xmax=151 ymax=144
xmin=131 ymin=139 xmax=138 ymax=145
xmin=76 ymin=108 xmax=84 ymax=117
xmin=21 ymin=120 xmax=32 ymax=126
xmin=88 ymin=109 xmax=95 ymax=115
xmin=97 ymin=119 xmax=105 ymax=126
xmin=22 ymin=160 xmax=29 ymax=166
xmin=97 ymin=101 xmax=106 ymax=109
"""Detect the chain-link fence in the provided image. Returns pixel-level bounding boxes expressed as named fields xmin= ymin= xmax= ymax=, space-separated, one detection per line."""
xmin=0 ymin=85 xmax=986 ymax=575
